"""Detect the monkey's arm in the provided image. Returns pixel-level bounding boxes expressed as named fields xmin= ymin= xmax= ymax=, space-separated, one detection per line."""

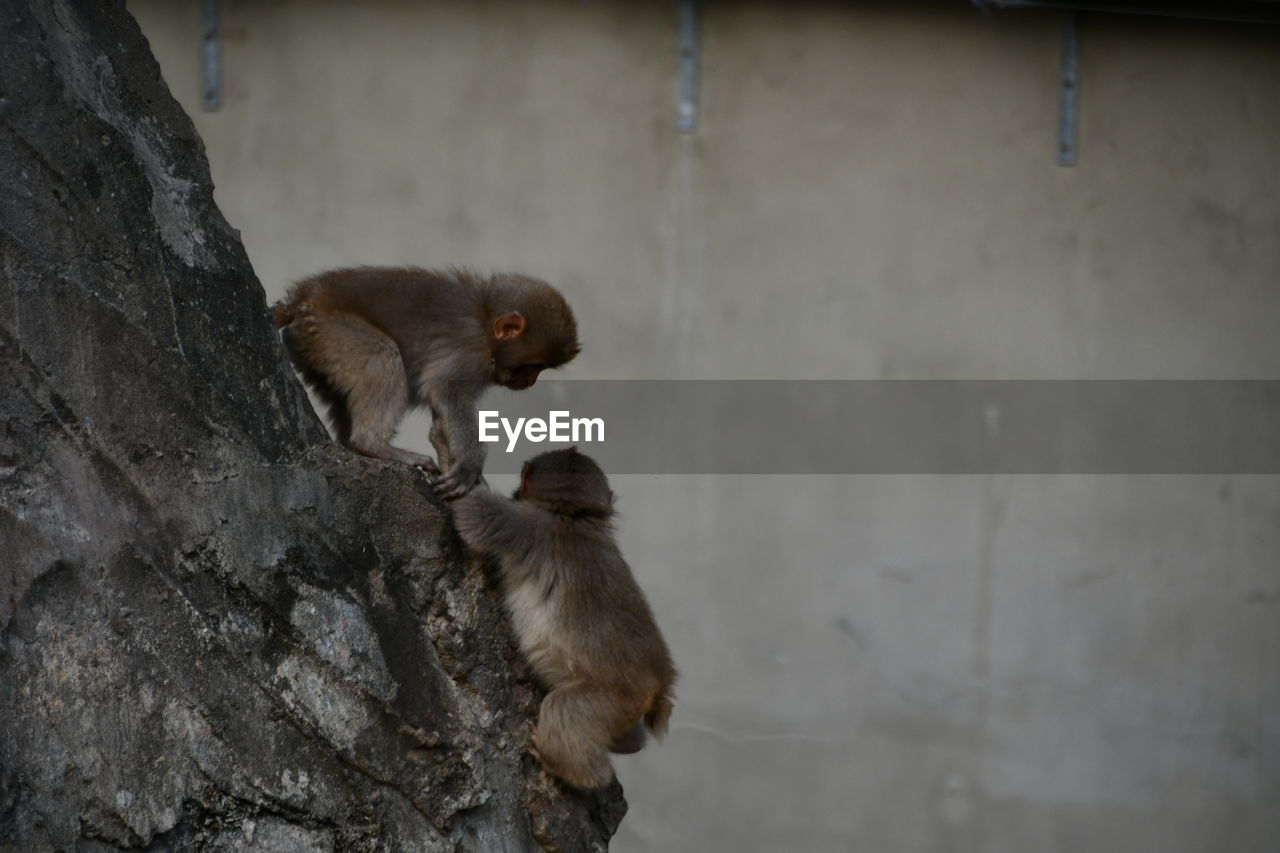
xmin=450 ymin=488 xmax=542 ymax=562
xmin=425 ymin=368 xmax=489 ymax=499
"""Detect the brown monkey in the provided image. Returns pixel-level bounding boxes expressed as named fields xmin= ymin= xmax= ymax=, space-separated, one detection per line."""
xmin=450 ymin=449 xmax=676 ymax=789
xmin=273 ymin=267 xmax=579 ymax=497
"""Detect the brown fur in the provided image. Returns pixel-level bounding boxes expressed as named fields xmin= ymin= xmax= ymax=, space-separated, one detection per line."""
xmin=451 ymin=449 xmax=677 ymax=789
xmin=273 ymin=266 xmax=579 ymax=496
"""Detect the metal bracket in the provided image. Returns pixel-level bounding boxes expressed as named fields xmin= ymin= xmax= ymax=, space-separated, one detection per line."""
xmin=1056 ymin=12 xmax=1080 ymax=165
xmin=677 ymin=0 xmax=699 ymax=133
xmin=201 ymin=0 xmax=221 ymax=111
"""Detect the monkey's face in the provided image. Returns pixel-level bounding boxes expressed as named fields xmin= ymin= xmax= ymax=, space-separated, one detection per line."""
xmin=495 ymin=361 xmax=547 ymax=391
xmin=491 ymin=325 xmax=578 ymax=389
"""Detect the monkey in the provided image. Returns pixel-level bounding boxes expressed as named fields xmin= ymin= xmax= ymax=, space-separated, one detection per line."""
xmin=272 ymin=266 xmax=579 ymax=498
xmin=449 ymin=448 xmax=676 ymax=789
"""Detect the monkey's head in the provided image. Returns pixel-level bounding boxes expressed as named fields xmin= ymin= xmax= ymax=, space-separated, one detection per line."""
xmin=486 ymin=275 xmax=580 ymax=390
xmin=514 ymin=448 xmax=614 ymax=518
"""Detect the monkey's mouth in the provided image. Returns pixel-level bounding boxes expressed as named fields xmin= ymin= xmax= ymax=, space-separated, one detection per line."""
xmin=505 ymin=374 xmax=538 ymax=390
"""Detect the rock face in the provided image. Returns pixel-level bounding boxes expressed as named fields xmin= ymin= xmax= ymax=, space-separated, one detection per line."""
xmin=0 ymin=1 xmax=625 ymax=849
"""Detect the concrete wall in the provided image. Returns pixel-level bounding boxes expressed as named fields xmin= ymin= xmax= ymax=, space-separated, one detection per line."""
xmin=129 ymin=2 xmax=1280 ymax=851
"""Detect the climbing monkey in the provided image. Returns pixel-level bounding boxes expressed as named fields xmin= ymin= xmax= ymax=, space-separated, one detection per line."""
xmin=273 ymin=266 xmax=579 ymax=497
xmin=450 ymin=449 xmax=676 ymax=789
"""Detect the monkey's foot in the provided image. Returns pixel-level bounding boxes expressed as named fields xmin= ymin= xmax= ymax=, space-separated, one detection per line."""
xmin=526 ymin=746 xmax=560 ymax=787
xmin=352 ymin=441 xmax=440 ymax=471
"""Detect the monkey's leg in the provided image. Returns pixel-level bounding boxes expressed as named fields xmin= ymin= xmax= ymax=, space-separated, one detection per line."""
xmin=533 ymin=684 xmax=632 ymax=790
xmin=428 ymin=408 xmax=453 ymax=471
xmin=295 ymin=312 xmax=439 ymax=469
xmin=281 ymin=326 xmax=355 ymax=446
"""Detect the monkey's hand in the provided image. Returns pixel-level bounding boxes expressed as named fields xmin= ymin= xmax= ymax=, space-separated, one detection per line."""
xmin=432 ymin=459 xmax=484 ymax=499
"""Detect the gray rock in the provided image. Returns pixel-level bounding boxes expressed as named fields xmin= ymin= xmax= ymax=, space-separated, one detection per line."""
xmin=0 ymin=1 xmax=625 ymax=849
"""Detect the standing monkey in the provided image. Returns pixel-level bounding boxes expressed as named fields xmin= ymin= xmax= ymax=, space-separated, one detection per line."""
xmin=450 ymin=449 xmax=676 ymax=789
xmin=273 ymin=267 xmax=579 ymax=497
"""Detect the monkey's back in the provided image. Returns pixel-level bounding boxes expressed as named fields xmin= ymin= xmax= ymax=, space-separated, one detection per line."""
xmin=279 ymin=267 xmax=487 ymax=362
xmin=512 ymin=528 xmax=675 ymax=703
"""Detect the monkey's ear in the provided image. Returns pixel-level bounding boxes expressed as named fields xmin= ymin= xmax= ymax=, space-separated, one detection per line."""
xmin=492 ymin=312 xmax=526 ymax=340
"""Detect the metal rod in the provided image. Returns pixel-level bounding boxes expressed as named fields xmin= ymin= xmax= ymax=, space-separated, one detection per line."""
xmin=677 ymin=0 xmax=699 ymax=133
xmin=1057 ymin=12 xmax=1080 ymax=166
xmin=201 ymin=0 xmax=221 ymax=111
xmin=991 ymin=0 xmax=1280 ymax=25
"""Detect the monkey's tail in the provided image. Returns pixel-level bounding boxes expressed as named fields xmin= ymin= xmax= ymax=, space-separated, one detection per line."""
xmin=644 ymin=685 xmax=675 ymax=740
xmin=271 ymin=280 xmax=314 ymax=329
xmin=271 ymin=295 xmax=299 ymax=329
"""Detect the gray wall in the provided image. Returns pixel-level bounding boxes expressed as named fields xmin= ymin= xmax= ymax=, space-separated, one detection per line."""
xmin=130 ymin=2 xmax=1280 ymax=850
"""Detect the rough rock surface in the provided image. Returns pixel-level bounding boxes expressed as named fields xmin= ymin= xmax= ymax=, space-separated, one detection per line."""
xmin=0 ymin=1 xmax=625 ymax=849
